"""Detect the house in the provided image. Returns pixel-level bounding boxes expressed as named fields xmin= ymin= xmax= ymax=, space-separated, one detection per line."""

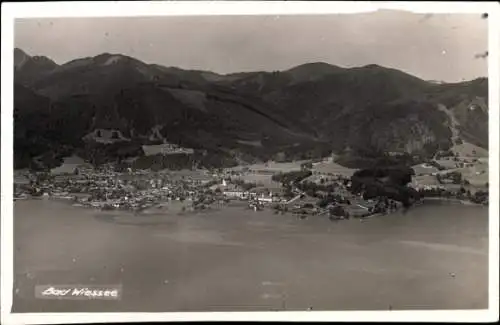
xmin=223 ymin=190 xmax=248 ymax=199
xmin=212 ymin=178 xmax=247 ymax=198
xmin=210 ymin=178 xmax=229 ymax=191
xmin=14 ymin=174 xmax=31 ymax=185
xmin=53 ymin=175 xmax=70 ymax=184
xmin=189 ymin=174 xmax=213 ymax=185
xmin=257 ymin=194 xmax=274 ymax=203
xmin=249 ymin=186 xmax=270 ymax=196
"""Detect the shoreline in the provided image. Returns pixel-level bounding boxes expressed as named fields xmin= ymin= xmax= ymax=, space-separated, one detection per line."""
xmin=14 ymin=195 xmax=487 ymax=220
xmin=421 ymin=197 xmax=486 ymax=207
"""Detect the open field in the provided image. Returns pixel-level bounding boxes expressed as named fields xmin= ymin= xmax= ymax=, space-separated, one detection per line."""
xmin=451 ymin=142 xmax=488 ymax=158
xmin=228 ymin=159 xmax=356 ymax=176
xmin=142 ymin=144 xmax=194 ymax=156
xmin=311 ymin=160 xmax=357 ymax=177
xmin=50 ymin=155 xmax=87 ymax=175
xmin=231 ymin=173 xmax=281 ymax=189
xmin=412 ymin=164 xmax=440 ymax=176
xmin=227 ymin=160 xmax=307 ymax=173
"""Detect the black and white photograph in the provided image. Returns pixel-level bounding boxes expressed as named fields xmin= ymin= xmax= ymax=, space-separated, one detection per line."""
xmin=1 ymin=1 xmax=499 ymax=323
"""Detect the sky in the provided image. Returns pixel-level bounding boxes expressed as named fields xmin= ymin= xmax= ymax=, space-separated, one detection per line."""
xmin=14 ymin=10 xmax=488 ymax=82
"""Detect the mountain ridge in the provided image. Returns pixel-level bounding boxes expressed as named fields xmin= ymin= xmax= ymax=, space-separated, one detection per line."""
xmin=13 ymin=48 xmax=488 ymax=170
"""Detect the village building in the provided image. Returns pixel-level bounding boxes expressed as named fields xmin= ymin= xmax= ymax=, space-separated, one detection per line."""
xmin=210 ymin=179 xmax=248 ymax=199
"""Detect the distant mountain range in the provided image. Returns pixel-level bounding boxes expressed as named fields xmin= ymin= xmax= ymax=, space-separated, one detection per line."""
xmin=13 ymin=48 xmax=488 ymax=170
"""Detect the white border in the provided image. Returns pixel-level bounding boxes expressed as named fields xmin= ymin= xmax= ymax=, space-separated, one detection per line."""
xmin=1 ymin=1 xmax=499 ymax=324
xmin=487 ymin=1 xmax=500 ymax=322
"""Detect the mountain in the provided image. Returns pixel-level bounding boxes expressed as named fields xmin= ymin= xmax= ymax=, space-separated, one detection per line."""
xmin=213 ymin=62 xmax=344 ymax=96
xmin=216 ymin=62 xmax=488 ymax=154
xmin=28 ymin=53 xmax=185 ymax=100
xmin=14 ymin=83 xmax=58 ymax=168
xmin=14 ymin=48 xmax=59 ymax=86
xmin=285 ymin=62 xmax=344 ymax=84
xmin=13 ymin=48 xmax=489 ymax=170
xmin=14 ymin=48 xmax=31 ymax=69
xmin=428 ymin=78 xmax=488 ymax=148
xmin=14 ymin=51 xmax=324 ymax=169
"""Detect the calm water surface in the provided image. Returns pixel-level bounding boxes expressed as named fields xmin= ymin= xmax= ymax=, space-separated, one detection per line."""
xmin=13 ymin=199 xmax=488 ymax=312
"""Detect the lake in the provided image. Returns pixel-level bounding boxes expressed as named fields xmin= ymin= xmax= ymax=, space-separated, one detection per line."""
xmin=12 ymin=199 xmax=488 ymax=312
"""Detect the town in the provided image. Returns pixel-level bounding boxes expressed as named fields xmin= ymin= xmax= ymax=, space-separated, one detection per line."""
xmin=14 ymin=150 xmax=489 ymax=221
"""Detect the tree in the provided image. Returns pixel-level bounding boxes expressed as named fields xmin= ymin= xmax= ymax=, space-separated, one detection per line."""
xmin=283 ymin=186 xmax=294 ymax=200
xmin=451 ymin=172 xmax=462 ymax=185
xmin=275 ymin=152 xmax=286 ymax=163
xmin=301 ymin=162 xmax=313 ymax=170
xmin=305 ymin=188 xmax=316 ymax=198
xmin=436 ymin=173 xmax=443 ymax=184
xmin=241 ymin=182 xmax=257 ymax=191
xmin=471 ymin=190 xmax=488 ymax=204
xmin=330 ymin=205 xmax=347 ymax=217
xmin=317 ymin=198 xmax=329 ymax=208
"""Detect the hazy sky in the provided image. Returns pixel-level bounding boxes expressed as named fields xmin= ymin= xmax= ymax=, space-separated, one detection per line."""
xmin=14 ymin=10 xmax=488 ymax=82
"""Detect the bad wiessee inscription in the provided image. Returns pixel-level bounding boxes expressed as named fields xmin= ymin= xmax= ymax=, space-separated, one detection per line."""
xmin=35 ymin=285 xmax=122 ymax=300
